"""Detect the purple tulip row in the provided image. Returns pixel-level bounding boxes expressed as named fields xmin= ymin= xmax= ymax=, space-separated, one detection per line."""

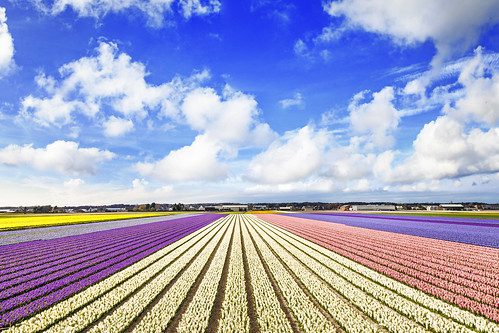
xmin=0 ymin=215 xmax=202 ymax=264
xmin=0 ymin=221 xmax=191 ymax=284
xmin=318 ymin=212 xmax=499 ymax=227
xmin=0 ymin=223 xmax=194 ymax=300
xmin=288 ymin=213 xmax=499 ymax=248
xmin=0 ymin=214 xmax=221 ymax=327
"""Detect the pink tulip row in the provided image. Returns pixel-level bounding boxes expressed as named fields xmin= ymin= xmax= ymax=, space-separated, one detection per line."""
xmin=259 ymin=214 xmax=499 ymax=322
xmin=262 ymin=214 xmax=499 ymax=285
xmin=316 ymin=228 xmax=499 ymax=296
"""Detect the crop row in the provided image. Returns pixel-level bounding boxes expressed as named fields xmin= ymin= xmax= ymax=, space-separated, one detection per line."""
xmin=253 ymin=216 xmax=499 ymax=333
xmin=273 ymin=223 xmax=499 ymax=301
xmin=6 ymin=214 xmax=497 ymax=332
xmin=216 ymin=215 xmax=250 ymax=333
xmin=0 ymin=214 xmax=219 ymax=269
xmin=0 ymin=214 xmax=221 ymax=327
xmin=4 ymin=216 xmax=227 ymax=332
xmin=290 ymin=212 xmax=499 ymax=250
xmin=261 ymin=214 xmax=499 ymax=324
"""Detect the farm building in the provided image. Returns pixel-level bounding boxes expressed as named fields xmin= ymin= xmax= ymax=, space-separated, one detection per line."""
xmin=105 ymin=207 xmax=127 ymax=212
xmin=440 ymin=204 xmax=464 ymax=211
xmin=351 ymin=204 xmax=396 ymax=211
xmin=220 ymin=205 xmax=249 ymax=212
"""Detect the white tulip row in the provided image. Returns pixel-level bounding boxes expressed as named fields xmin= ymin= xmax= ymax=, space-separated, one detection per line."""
xmin=4 ymin=219 xmax=224 ymax=333
xmin=217 ymin=216 xmax=250 ymax=333
xmin=60 ymin=219 xmax=228 ymax=333
xmin=252 ymin=218 xmax=436 ymax=333
xmin=176 ymin=216 xmax=235 ymax=333
xmin=244 ymin=219 xmax=339 ymax=333
xmin=258 ymin=217 xmax=499 ymax=333
xmin=131 ymin=217 xmax=233 ymax=333
xmin=240 ymin=216 xmax=293 ymax=333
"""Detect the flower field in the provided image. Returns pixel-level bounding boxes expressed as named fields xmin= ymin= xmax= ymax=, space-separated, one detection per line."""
xmin=1 ymin=213 xmax=498 ymax=332
xmin=0 ymin=212 xmax=183 ymax=231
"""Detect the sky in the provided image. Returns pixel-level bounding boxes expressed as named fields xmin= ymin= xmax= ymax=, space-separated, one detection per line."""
xmin=0 ymin=0 xmax=498 ymax=206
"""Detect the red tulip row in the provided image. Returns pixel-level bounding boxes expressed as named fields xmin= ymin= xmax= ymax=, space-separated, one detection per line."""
xmin=259 ymin=214 xmax=499 ymax=322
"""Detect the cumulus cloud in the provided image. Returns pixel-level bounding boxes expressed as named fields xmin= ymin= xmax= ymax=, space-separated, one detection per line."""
xmin=136 ymin=134 xmax=228 ymax=182
xmin=247 ymin=125 xmax=329 ymax=184
xmin=445 ymin=47 xmax=499 ymax=126
xmin=375 ymin=50 xmax=499 ymax=184
xmin=0 ymin=140 xmax=115 ymax=175
xmin=103 ymin=116 xmax=134 ymax=137
xmin=377 ymin=117 xmax=499 ymax=183
xmin=279 ymin=92 xmax=304 ymax=109
xmin=0 ymin=7 xmax=14 ymax=76
xmin=37 ymin=0 xmax=221 ymax=27
xmin=245 ymin=178 xmax=335 ymax=194
xmin=325 ymin=0 xmax=499 ymax=94
xmin=137 ymin=86 xmax=275 ymax=182
xmin=21 ymin=42 xmax=208 ymax=129
xmin=325 ymin=0 xmax=499 ymax=62
xmin=246 ymin=49 xmax=499 ymax=195
xmin=349 ymin=86 xmax=400 ymax=148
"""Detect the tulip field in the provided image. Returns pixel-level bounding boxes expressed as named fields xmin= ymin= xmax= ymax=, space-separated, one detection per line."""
xmin=0 ymin=213 xmax=498 ymax=332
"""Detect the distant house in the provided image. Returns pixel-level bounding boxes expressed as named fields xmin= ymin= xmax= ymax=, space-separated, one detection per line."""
xmin=197 ymin=206 xmax=206 ymax=211
xmin=426 ymin=205 xmax=440 ymax=211
xmin=279 ymin=206 xmax=293 ymax=211
xmin=439 ymin=204 xmax=464 ymax=211
xmin=220 ymin=205 xmax=248 ymax=212
xmin=351 ymin=204 xmax=396 ymax=211
xmin=105 ymin=207 xmax=127 ymax=212
xmin=0 ymin=209 xmax=15 ymax=213
xmin=252 ymin=205 xmax=268 ymax=210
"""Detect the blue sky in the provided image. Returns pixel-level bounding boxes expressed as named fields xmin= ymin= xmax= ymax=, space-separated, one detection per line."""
xmin=0 ymin=0 xmax=498 ymax=205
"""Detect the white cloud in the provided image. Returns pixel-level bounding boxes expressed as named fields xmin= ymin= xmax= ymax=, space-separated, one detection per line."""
xmin=344 ymin=178 xmax=370 ymax=192
xmin=0 ymin=140 xmax=115 ymax=176
xmin=294 ymin=39 xmax=310 ymax=58
xmin=373 ymin=51 xmax=499 ymax=183
xmin=41 ymin=0 xmax=221 ymax=27
xmin=179 ymin=0 xmax=221 ymax=18
xmin=132 ymin=178 xmax=149 ymax=189
xmin=325 ymin=0 xmax=499 ymax=62
xmin=349 ymin=86 xmax=399 ymax=148
xmin=245 ymin=178 xmax=335 ymax=194
xmin=63 ymin=178 xmax=85 ymax=187
xmin=378 ymin=117 xmax=499 ymax=183
xmin=137 ymin=85 xmax=275 ymax=182
xmin=21 ymin=42 xmax=208 ymax=129
xmin=0 ymin=7 xmax=14 ymax=76
xmin=247 ymin=125 xmax=329 ymax=184
xmin=445 ymin=47 xmax=499 ymax=126
xmin=246 ymin=49 xmax=499 ymax=195
xmin=103 ymin=116 xmax=134 ymax=137
xmin=0 ymin=177 xmax=176 ymax=206
xmin=279 ymin=92 xmax=304 ymax=109
xmin=325 ymin=0 xmax=499 ymax=94
xmin=136 ymin=134 xmax=228 ymax=182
